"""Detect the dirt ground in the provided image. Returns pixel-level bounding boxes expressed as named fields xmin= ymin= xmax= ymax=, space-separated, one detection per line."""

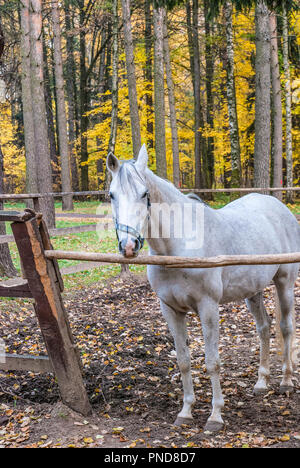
xmin=0 ymin=273 xmax=299 ymax=448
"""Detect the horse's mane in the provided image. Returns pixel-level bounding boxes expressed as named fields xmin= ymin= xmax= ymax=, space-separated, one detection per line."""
xmin=185 ymin=193 xmax=207 ymax=205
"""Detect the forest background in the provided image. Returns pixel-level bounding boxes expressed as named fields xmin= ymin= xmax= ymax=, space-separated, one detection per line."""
xmin=0 ymin=0 xmax=299 ymax=220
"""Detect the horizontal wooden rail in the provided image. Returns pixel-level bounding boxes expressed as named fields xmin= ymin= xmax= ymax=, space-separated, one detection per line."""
xmin=44 ymin=250 xmax=300 ymax=269
xmin=180 ymin=187 xmax=300 ymax=193
xmin=0 ymin=186 xmax=300 ymax=201
xmin=0 ymin=223 xmax=113 ymax=245
xmin=0 ymin=354 xmax=53 ymax=373
xmin=0 ymin=191 xmax=106 ymax=200
xmin=0 ymin=278 xmax=33 ymax=298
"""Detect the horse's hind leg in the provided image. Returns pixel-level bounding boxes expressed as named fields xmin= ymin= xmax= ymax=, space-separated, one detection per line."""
xmin=245 ymin=292 xmax=271 ymax=394
xmin=198 ymin=297 xmax=224 ymax=431
xmin=274 ymin=270 xmax=296 ymax=393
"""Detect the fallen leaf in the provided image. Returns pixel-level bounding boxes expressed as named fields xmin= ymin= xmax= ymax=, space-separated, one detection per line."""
xmin=83 ymin=437 xmax=94 ymax=444
xmin=140 ymin=427 xmax=151 ymax=433
xmin=112 ymin=427 xmax=124 ymax=434
xmin=279 ymin=434 xmax=290 ymax=442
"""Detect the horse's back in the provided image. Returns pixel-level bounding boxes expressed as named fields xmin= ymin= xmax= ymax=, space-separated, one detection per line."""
xmin=219 ymin=193 xmax=300 ymax=252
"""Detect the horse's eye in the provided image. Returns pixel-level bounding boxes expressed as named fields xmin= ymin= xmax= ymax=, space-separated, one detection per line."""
xmin=142 ymin=191 xmax=148 ymax=199
xmin=109 ymin=192 xmax=115 ymax=200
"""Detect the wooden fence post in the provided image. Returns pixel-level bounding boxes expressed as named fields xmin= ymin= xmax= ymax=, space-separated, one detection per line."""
xmin=11 ymin=213 xmax=92 ymax=416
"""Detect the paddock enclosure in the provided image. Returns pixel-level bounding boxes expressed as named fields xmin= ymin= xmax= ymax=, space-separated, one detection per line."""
xmin=0 ymin=208 xmax=299 ymax=448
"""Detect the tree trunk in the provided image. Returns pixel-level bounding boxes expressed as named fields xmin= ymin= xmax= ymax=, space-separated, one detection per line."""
xmin=282 ymin=2 xmax=293 ymax=203
xmin=224 ymin=0 xmax=241 ymax=188
xmin=108 ymin=0 xmax=119 ymax=156
xmin=110 ymin=0 xmax=129 ymax=275
xmin=64 ymin=0 xmax=79 ymax=192
xmin=0 ymin=18 xmax=3 ymax=61
xmin=144 ymin=0 xmax=154 ymax=151
xmin=163 ymin=13 xmax=180 ymax=187
xmin=153 ymin=3 xmax=167 ymax=179
xmin=20 ymin=0 xmax=38 ymax=196
xmin=186 ymin=1 xmax=195 ymax=89
xmin=79 ymin=1 xmax=89 ymax=191
xmin=106 ymin=21 xmax=116 ymax=154
xmin=29 ymin=0 xmax=55 ymax=227
xmin=0 ymin=28 xmax=17 ymax=278
xmin=97 ymin=28 xmax=109 ymax=190
xmin=269 ymin=10 xmax=282 ymax=200
xmin=254 ymin=0 xmax=271 ymax=192
xmin=51 ymin=0 xmax=73 ymax=210
xmin=191 ymin=0 xmax=205 ymax=188
xmin=121 ymin=0 xmax=142 ymax=159
xmin=43 ymin=34 xmax=60 ymax=188
xmin=204 ymin=0 xmax=214 ymax=189
xmin=0 ymin=145 xmax=17 ymax=278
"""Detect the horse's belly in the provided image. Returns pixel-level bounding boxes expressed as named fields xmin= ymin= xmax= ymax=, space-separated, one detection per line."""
xmin=220 ymin=265 xmax=278 ymax=303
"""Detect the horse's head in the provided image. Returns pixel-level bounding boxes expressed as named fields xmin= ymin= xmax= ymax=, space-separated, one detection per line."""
xmin=106 ymin=144 xmax=151 ymax=258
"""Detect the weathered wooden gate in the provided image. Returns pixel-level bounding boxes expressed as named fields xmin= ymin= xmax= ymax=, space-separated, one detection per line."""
xmin=0 ymin=209 xmax=91 ymax=416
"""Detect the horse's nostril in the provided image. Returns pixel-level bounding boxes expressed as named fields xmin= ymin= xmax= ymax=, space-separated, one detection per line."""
xmin=134 ymin=239 xmax=139 ymax=251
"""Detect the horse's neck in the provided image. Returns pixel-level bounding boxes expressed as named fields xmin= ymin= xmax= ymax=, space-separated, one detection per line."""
xmin=144 ymin=170 xmax=216 ymax=256
xmin=145 ymin=170 xmax=185 ymax=205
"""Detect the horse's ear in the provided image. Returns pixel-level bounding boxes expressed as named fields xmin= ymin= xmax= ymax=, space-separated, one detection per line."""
xmin=135 ymin=144 xmax=148 ymax=172
xmin=106 ymin=152 xmax=120 ymax=175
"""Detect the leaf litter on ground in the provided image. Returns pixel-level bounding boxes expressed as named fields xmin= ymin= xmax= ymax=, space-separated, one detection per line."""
xmin=0 ymin=273 xmax=299 ymax=448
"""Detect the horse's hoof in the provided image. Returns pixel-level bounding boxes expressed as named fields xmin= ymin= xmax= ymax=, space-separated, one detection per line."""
xmin=173 ymin=416 xmax=193 ymax=427
xmin=204 ymin=421 xmax=224 ymax=433
xmin=253 ymin=386 xmax=268 ymax=396
xmin=279 ymin=385 xmax=294 ymax=394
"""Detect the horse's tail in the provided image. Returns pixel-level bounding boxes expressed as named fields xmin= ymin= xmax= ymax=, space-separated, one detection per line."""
xmin=274 ymin=286 xmax=298 ymax=369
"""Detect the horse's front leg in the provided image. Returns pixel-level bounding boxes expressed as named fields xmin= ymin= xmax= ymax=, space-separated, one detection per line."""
xmin=198 ymin=297 xmax=225 ymax=432
xmin=160 ymin=301 xmax=195 ymax=426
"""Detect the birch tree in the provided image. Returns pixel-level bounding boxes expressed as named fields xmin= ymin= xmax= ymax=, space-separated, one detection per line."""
xmin=64 ymin=0 xmax=79 ymax=192
xmin=121 ymin=0 xmax=142 ymax=159
xmin=163 ymin=12 xmax=180 ymax=187
xmin=43 ymin=34 xmax=59 ymax=187
xmin=254 ymin=0 xmax=271 ymax=192
xmin=282 ymin=2 xmax=293 ymax=203
xmin=153 ymin=2 xmax=167 ymax=178
xmin=79 ymin=0 xmax=88 ymax=190
xmin=108 ymin=0 xmax=119 ymax=158
xmin=269 ymin=9 xmax=282 ymax=200
xmin=51 ymin=0 xmax=73 ymax=210
xmin=144 ymin=0 xmax=154 ymax=150
xmin=224 ymin=0 xmax=241 ymax=187
xmin=204 ymin=0 xmax=214 ymax=189
xmin=111 ymin=0 xmax=129 ymax=275
xmin=186 ymin=0 xmax=205 ymax=188
xmin=20 ymin=0 xmax=38 ymax=196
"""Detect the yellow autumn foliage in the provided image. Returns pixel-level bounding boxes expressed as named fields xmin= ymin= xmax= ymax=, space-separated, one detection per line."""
xmin=0 ymin=103 xmax=26 ymax=192
xmin=76 ymin=6 xmax=300 ymax=190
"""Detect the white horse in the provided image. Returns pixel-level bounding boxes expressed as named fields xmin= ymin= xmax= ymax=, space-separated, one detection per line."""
xmin=107 ymin=145 xmax=299 ymax=431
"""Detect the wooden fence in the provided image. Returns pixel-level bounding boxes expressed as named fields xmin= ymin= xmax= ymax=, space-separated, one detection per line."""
xmin=0 ymin=209 xmax=299 ymax=414
xmin=1 ymin=188 xmax=300 ymax=274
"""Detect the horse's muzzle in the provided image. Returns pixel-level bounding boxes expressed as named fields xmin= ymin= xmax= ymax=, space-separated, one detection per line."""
xmin=119 ymin=238 xmax=140 ymax=258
